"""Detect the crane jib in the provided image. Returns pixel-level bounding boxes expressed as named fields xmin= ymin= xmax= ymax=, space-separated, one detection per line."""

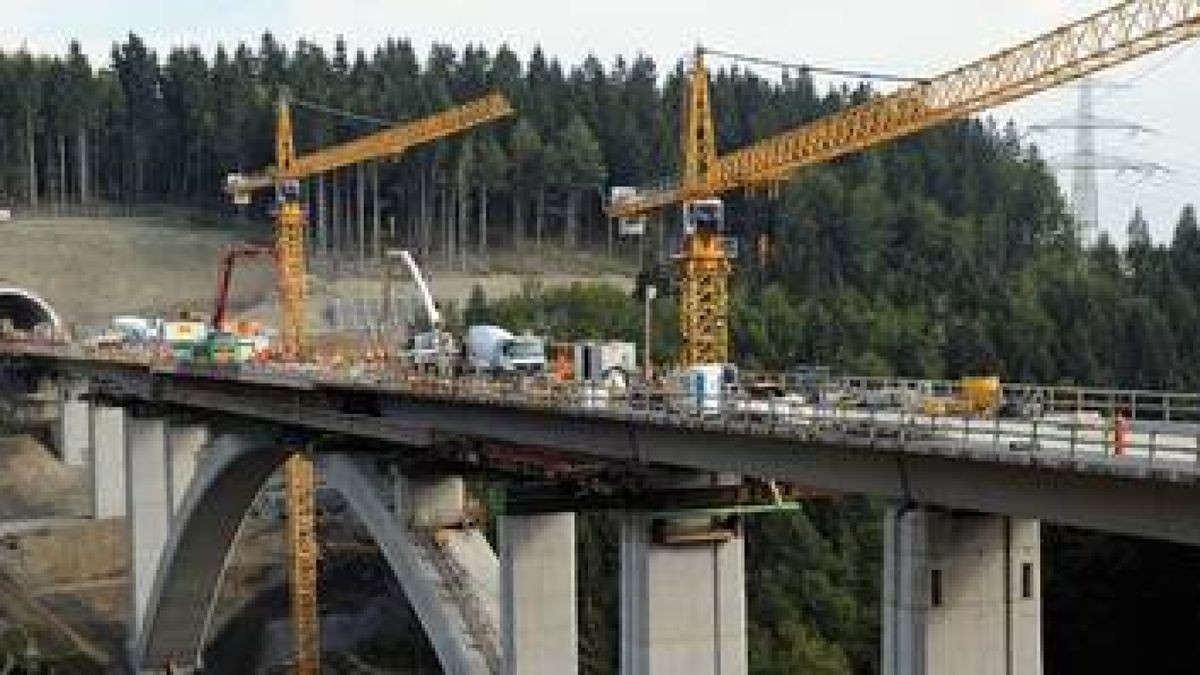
xmin=609 ymin=0 xmax=1200 ymax=218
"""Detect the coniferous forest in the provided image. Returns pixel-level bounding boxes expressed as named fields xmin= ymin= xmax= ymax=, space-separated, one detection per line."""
xmin=5 ymin=34 xmax=1200 ymax=674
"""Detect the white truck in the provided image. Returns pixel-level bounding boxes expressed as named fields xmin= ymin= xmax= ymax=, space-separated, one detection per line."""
xmin=465 ymin=325 xmax=546 ymax=374
xmin=667 ymin=363 xmax=738 ymax=417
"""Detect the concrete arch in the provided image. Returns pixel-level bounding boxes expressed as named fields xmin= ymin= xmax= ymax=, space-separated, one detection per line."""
xmin=134 ymin=439 xmax=497 ymax=673
xmin=0 ymin=285 xmax=63 ymax=333
xmin=319 ymin=453 xmax=499 ymax=674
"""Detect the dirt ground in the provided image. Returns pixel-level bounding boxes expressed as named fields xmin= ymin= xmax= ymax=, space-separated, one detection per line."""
xmin=0 ymin=216 xmax=276 ymax=328
xmin=0 ymin=216 xmax=633 ymax=332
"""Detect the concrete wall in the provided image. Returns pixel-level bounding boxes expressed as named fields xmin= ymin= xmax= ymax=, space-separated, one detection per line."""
xmin=883 ymin=507 xmax=1041 ymax=675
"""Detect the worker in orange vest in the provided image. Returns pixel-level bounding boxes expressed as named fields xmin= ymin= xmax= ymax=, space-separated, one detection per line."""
xmin=1113 ymin=410 xmax=1130 ymax=456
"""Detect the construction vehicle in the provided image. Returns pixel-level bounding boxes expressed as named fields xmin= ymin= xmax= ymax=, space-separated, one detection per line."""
xmin=161 ymin=318 xmax=209 ymax=362
xmin=919 ymin=376 xmax=1002 ymax=417
xmin=464 ymin=325 xmax=547 ymax=375
xmin=386 ymin=249 xmax=457 ymax=372
xmin=226 ymin=92 xmax=513 ymax=674
xmin=610 ymin=1 xmax=1200 ymax=379
xmin=212 ymin=242 xmax=275 ymax=332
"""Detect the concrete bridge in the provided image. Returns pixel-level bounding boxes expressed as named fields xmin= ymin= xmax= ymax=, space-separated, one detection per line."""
xmin=4 ymin=336 xmax=1200 ymax=673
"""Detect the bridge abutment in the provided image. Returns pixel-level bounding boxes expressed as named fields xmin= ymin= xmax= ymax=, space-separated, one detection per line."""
xmin=500 ymin=511 xmax=578 ymax=675
xmin=882 ymin=506 xmax=1042 ymax=675
xmin=619 ymin=510 xmax=747 ymax=675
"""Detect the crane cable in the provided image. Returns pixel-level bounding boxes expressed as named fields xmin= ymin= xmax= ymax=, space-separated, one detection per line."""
xmin=292 ymin=98 xmax=391 ymax=128
xmin=699 ymin=47 xmax=929 ymax=84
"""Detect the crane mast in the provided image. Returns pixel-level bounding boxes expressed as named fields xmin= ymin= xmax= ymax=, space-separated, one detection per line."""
xmin=677 ymin=50 xmax=730 ymax=366
xmin=617 ymin=0 xmax=1200 ymax=367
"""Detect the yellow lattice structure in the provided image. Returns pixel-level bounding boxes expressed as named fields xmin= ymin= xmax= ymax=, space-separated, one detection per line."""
xmin=284 ymin=451 xmax=319 ymax=675
xmin=612 ymin=0 xmax=1200 ymax=368
xmin=277 ymin=201 xmax=307 ymax=360
xmin=679 ymin=231 xmax=731 ymax=365
xmin=677 ymin=51 xmax=729 ymax=365
xmin=681 ymin=49 xmax=718 ymax=190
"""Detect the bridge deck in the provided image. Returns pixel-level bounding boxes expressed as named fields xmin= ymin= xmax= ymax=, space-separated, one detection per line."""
xmin=7 ymin=344 xmax=1200 ymax=545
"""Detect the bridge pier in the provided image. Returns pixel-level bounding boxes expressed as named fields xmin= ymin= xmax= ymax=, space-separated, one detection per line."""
xmin=619 ymin=510 xmax=747 ymax=675
xmin=90 ymin=403 xmax=126 ymax=518
xmin=166 ymin=423 xmax=208 ymax=517
xmin=500 ymin=512 xmax=578 ymax=675
xmin=398 ymin=474 xmax=467 ymax=528
xmin=882 ymin=506 xmax=1042 ymax=675
xmin=53 ymin=377 xmax=89 ymax=467
xmin=125 ymin=415 xmax=171 ymax=643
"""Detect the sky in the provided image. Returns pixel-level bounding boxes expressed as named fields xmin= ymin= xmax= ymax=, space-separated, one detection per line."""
xmin=3 ymin=0 xmax=1199 ymax=244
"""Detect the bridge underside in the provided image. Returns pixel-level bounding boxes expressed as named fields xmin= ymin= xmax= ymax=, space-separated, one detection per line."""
xmin=134 ymin=428 xmax=496 ymax=672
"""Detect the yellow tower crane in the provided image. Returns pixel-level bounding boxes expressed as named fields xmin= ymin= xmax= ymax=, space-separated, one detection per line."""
xmin=226 ymin=91 xmax=514 ymax=675
xmin=611 ymin=0 xmax=1200 ymax=368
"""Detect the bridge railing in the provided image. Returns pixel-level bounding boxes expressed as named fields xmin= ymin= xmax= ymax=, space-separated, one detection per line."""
xmin=7 ymin=342 xmax=1200 ymax=474
xmin=367 ymin=372 xmax=1200 ymax=474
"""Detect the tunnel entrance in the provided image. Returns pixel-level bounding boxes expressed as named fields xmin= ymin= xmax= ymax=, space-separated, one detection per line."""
xmin=0 ymin=286 xmax=62 ymax=333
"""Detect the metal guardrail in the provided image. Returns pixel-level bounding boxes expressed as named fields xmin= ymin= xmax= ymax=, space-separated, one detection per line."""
xmin=7 ymin=342 xmax=1200 ymax=477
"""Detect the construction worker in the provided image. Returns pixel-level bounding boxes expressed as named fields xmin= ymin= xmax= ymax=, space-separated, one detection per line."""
xmin=1113 ymin=409 xmax=1130 ymax=456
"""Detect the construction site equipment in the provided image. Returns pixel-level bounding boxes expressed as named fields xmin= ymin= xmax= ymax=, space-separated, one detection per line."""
xmin=919 ymin=376 xmax=1002 ymax=417
xmin=226 ymin=90 xmax=514 ymax=361
xmin=212 ymin=242 xmax=275 ymax=330
xmin=465 ymin=325 xmax=548 ymax=374
xmin=385 ymin=248 xmax=457 ymax=372
xmin=610 ymin=0 xmax=1200 ymax=368
xmin=227 ymin=92 xmax=512 ymax=675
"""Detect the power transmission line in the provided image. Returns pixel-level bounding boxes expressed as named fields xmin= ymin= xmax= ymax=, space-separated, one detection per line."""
xmin=1030 ymin=79 xmax=1165 ymax=245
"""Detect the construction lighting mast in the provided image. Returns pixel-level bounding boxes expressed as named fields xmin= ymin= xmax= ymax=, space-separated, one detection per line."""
xmin=226 ymin=91 xmax=513 ymax=675
xmin=611 ymin=0 xmax=1200 ymax=367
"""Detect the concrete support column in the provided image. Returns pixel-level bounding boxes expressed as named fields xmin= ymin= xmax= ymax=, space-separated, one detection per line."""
xmin=397 ymin=474 xmax=466 ymax=528
xmin=500 ymin=512 xmax=577 ymax=675
xmin=882 ymin=507 xmax=1042 ymax=675
xmin=125 ymin=416 xmax=171 ymax=642
xmin=619 ymin=511 xmax=747 ymax=675
xmin=166 ymin=423 xmax=208 ymax=517
xmin=54 ymin=377 xmax=89 ymax=467
xmin=89 ymin=404 xmax=126 ymax=518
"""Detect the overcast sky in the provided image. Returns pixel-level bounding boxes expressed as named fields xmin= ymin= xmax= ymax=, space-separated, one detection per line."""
xmin=4 ymin=0 xmax=1198 ymax=244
